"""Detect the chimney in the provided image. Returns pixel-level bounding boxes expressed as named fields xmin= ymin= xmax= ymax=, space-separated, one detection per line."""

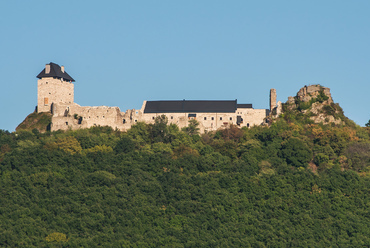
xmin=45 ymin=64 xmax=50 ymax=74
xmin=61 ymin=66 xmax=65 ymax=73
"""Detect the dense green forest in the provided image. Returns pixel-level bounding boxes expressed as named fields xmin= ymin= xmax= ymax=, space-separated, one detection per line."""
xmin=1 ymin=113 xmax=370 ymax=247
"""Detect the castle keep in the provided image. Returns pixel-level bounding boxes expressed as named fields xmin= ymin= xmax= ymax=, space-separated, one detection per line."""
xmin=37 ymin=63 xmax=273 ymax=132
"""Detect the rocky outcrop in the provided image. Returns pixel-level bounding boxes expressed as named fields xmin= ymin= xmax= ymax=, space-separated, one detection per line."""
xmin=282 ymin=85 xmax=345 ymax=125
xmin=308 ymin=102 xmax=342 ymax=125
xmin=296 ymin=85 xmax=332 ymax=103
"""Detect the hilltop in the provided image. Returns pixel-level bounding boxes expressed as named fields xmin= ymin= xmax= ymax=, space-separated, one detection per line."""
xmin=268 ymin=85 xmax=353 ymax=127
xmin=2 ymin=95 xmax=370 ymax=246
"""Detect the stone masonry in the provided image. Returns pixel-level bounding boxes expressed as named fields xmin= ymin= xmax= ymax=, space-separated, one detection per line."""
xmin=36 ymin=63 xmax=271 ymax=133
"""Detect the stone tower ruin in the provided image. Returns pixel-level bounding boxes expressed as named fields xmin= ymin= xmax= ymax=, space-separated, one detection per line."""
xmin=270 ymin=88 xmax=277 ymax=111
xmin=36 ymin=62 xmax=75 ymax=113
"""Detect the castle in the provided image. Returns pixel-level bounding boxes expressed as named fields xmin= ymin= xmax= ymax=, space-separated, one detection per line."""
xmin=37 ymin=62 xmax=276 ymax=132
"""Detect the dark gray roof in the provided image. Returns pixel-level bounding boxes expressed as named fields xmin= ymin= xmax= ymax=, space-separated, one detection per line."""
xmin=36 ymin=62 xmax=75 ymax=82
xmin=144 ymin=100 xmax=239 ymax=113
xmin=237 ymin=104 xmax=253 ymax=108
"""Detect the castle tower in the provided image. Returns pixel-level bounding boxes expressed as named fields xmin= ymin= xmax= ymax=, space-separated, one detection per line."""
xmin=36 ymin=62 xmax=75 ymax=113
xmin=269 ymin=89 xmax=277 ymax=112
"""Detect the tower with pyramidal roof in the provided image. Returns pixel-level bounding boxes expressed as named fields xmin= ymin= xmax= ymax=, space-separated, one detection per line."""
xmin=36 ymin=62 xmax=75 ymax=113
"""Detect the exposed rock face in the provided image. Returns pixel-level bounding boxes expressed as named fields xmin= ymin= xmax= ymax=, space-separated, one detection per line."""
xmin=297 ymin=85 xmax=332 ymax=103
xmin=285 ymin=85 xmax=344 ymax=125
xmin=308 ymin=102 xmax=342 ymax=125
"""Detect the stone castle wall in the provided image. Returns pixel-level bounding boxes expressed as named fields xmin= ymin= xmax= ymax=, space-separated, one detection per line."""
xmin=36 ymin=64 xmax=269 ymax=133
xmin=51 ymin=103 xmax=125 ymax=131
xmin=49 ymin=101 xmax=268 ymax=132
xmin=37 ymin=78 xmax=74 ymax=113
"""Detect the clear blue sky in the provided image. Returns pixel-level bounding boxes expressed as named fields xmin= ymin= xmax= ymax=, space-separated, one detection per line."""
xmin=1 ymin=1 xmax=369 ymax=131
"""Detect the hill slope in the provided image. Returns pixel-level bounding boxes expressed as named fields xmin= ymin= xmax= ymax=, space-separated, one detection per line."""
xmin=2 ymin=107 xmax=370 ymax=246
xmin=16 ymin=112 xmax=52 ymax=132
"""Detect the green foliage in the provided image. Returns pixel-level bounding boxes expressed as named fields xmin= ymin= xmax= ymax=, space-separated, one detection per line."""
xmin=149 ymin=115 xmax=171 ymax=143
xmin=345 ymin=143 xmax=370 ymax=172
xmin=1 ymin=119 xmax=370 ymax=246
xmin=16 ymin=112 xmax=52 ymax=132
xmin=114 ymin=135 xmax=135 ymax=153
xmin=182 ymin=119 xmax=200 ymax=136
xmin=45 ymin=232 xmax=68 ymax=243
xmin=280 ymin=137 xmax=312 ymax=167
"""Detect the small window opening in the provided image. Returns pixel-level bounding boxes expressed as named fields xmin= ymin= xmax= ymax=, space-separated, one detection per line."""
xmin=220 ymin=117 xmax=223 ymax=120
xmin=230 ymin=117 xmax=232 ymax=120
xmin=123 ymin=119 xmax=126 ymax=124
xmin=204 ymin=117 xmax=207 ymax=120
xmin=211 ymin=117 xmax=214 ymax=120
xmin=65 ymin=122 xmax=68 ymax=125
xmin=171 ymin=116 xmax=174 ymax=119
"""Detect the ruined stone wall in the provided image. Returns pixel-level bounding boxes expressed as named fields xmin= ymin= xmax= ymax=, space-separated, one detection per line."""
xmin=50 ymin=101 xmax=268 ymax=133
xmin=51 ymin=103 xmax=125 ymax=131
xmin=37 ymin=78 xmax=74 ymax=113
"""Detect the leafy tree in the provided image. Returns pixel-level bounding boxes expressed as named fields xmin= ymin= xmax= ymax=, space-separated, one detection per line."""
xmin=279 ymin=137 xmax=312 ymax=167
xmin=114 ymin=135 xmax=135 ymax=153
xmin=150 ymin=115 xmax=170 ymax=143
xmin=1 ymin=112 xmax=370 ymax=246
xmin=182 ymin=119 xmax=200 ymax=136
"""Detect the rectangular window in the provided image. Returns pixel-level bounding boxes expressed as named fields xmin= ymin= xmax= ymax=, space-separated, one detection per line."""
xmin=44 ymin=97 xmax=49 ymax=105
xmin=230 ymin=117 xmax=232 ymax=120
xmin=171 ymin=116 xmax=173 ymax=119
xmin=220 ymin=117 xmax=222 ymax=120
xmin=204 ymin=117 xmax=207 ymax=120
xmin=211 ymin=117 xmax=214 ymax=120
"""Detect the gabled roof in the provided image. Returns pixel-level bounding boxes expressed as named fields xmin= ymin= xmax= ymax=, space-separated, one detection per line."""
xmin=144 ymin=100 xmax=239 ymax=113
xmin=36 ymin=62 xmax=75 ymax=82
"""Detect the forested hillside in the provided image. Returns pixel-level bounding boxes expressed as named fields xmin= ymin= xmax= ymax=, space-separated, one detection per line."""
xmin=1 ymin=114 xmax=370 ymax=247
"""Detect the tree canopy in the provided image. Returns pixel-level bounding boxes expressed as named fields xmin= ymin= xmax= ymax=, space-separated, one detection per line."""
xmin=1 ymin=115 xmax=370 ymax=247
